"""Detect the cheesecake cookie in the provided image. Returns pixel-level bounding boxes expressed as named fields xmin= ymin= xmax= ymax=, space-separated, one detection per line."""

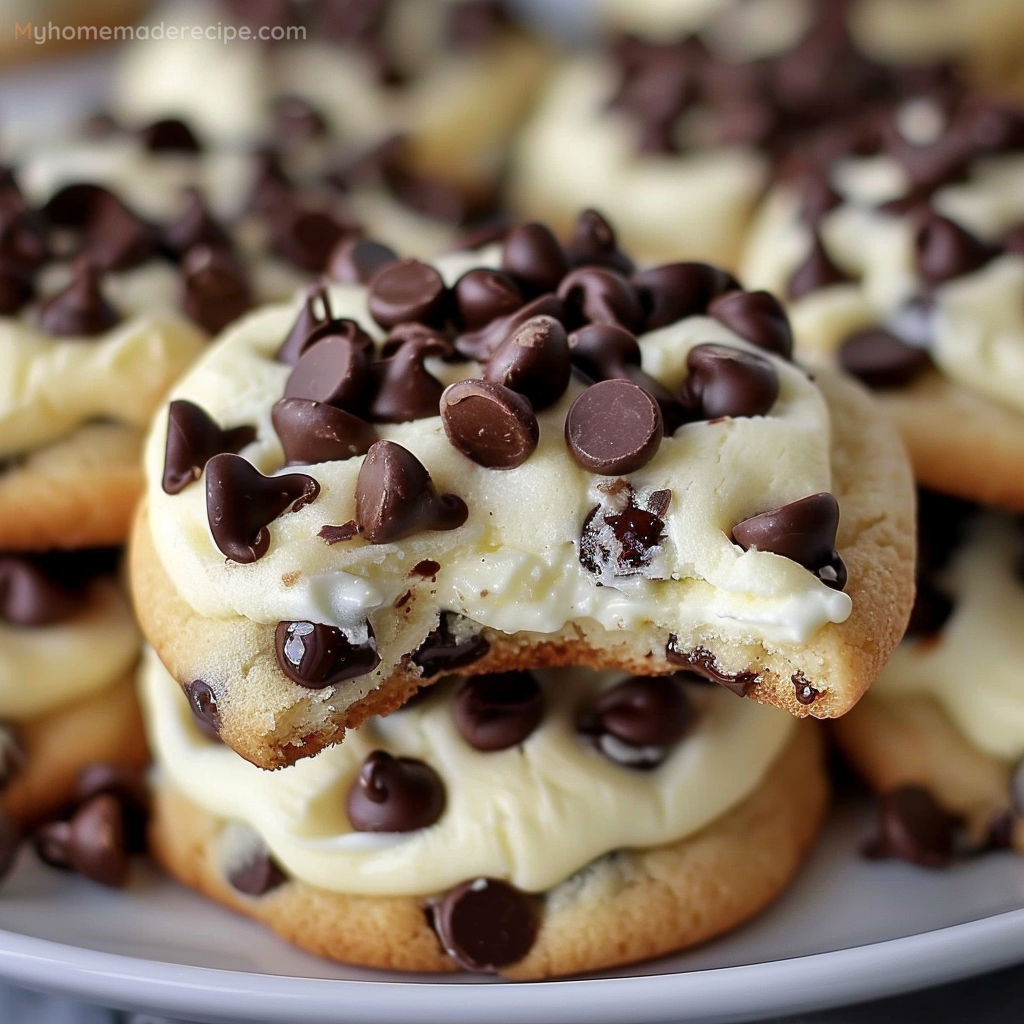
xmin=142 ymin=649 xmax=828 ymax=978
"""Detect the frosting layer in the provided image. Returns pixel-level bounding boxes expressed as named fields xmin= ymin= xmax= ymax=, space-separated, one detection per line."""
xmin=141 ymin=647 xmax=795 ymax=895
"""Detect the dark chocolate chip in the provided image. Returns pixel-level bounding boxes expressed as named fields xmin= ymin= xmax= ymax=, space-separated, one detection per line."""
xmin=454 ymin=672 xmax=543 ymax=752
xmin=501 ymin=222 xmax=569 ymax=296
xmin=0 ymin=557 xmax=83 ymax=626
xmin=567 ymin=322 xmax=641 ymax=381
xmin=228 ymin=842 xmax=287 ymax=896
xmin=37 ymin=262 xmax=120 ymax=337
xmin=162 ymin=399 xmax=257 ymax=495
xmin=35 ymin=794 xmax=131 ymax=887
xmin=326 ymin=237 xmax=398 ymax=284
xmin=915 ymin=213 xmax=996 ymax=286
xmin=33 ymin=820 xmax=73 ymax=870
xmin=0 ymin=204 xmax=47 ymax=273
xmin=185 ymin=680 xmax=222 ymax=737
xmin=275 ymin=620 xmax=380 ymax=688
xmin=580 ymin=675 xmax=695 ymax=768
xmin=384 ymin=167 xmax=484 ymax=225
xmin=367 ymin=332 xmax=450 ymax=423
xmin=181 ymin=245 xmax=254 ymax=334
xmin=76 ymin=764 xmax=150 ymax=854
xmin=430 ymin=877 xmax=538 ymax=972
xmin=484 ymin=314 xmax=571 ymax=411
xmin=413 ymin=611 xmax=490 ymax=676
xmin=245 ymin=149 xmax=292 ymax=215
xmin=453 ymin=268 xmax=523 ymax=332
xmin=787 ymin=234 xmax=852 ymax=299
xmin=270 ymin=205 xmax=351 ymax=273
xmin=272 ymin=397 xmax=376 ymax=465
xmin=272 ymin=94 xmax=327 ymax=141
xmin=454 ymin=293 xmax=565 ymax=362
xmin=440 ymin=379 xmax=538 ymax=469
xmin=319 ymin=521 xmax=361 ymax=544
xmin=905 ymin=577 xmax=954 ymax=637
xmin=411 ymin=558 xmax=440 ymax=579
xmin=864 ymin=785 xmax=960 ymax=868
xmin=277 ymin=285 xmax=338 ymax=365
xmin=140 ymin=117 xmax=202 ymax=153
xmin=162 ymin=189 xmax=231 ymax=258
xmin=707 ymin=290 xmax=794 ymax=360
xmin=665 ymin=639 xmax=757 ymax=696
xmin=565 ymin=209 xmax=634 ymax=274
xmin=355 ymin=440 xmax=467 ymax=543
xmin=633 ymin=263 xmax=740 ymax=330
xmin=367 ymin=259 xmax=448 ymax=330
xmin=579 ymin=489 xmax=669 ymax=578
xmin=792 ymin=672 xmax=820 ymax=705
xmin=732 ymin=492 xmax=847 ymax=589
xmin=205 ymin=453 xmax=320 ymax=563
xmin=838 ymin=328 xmax=933 ymax=389
xmin=565 ymin=379 xmax=663 ymax=475
xmin=556 ymin=266 xmax=644 ymax=332
xmin=346 ymin=750 xmax=445 ymax=832
xmin=284 ymin=335 xmax=370 ymax=412
xmin=0 ymin=268 xmax=33 ymax=315
xmin=679 ymin=343 xmax=779 ymax=420
xmin=80 ymin=195 xmax=158 ymax=273
xmin=0 ymin=723 xmax=24 ymax=792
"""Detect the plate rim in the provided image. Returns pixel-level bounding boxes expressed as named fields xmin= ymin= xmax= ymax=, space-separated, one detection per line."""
xmin=1 ymin=907 xmax=1023 ymax=1024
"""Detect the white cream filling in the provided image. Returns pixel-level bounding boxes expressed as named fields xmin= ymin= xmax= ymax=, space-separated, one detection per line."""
xmin=0 ymin=578 xmax=140 ymax=720
xmin=141 ymin=646 xmax=795 ymax=895
xmin=144 ymin=248 xmax=850 ymax=650
xmin=874 ymin=516 xmax=1024 ymax=763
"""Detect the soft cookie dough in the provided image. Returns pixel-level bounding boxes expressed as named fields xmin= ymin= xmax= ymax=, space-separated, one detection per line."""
xmin=143 ymin=649 xmax=828 ymax=978
xmin=132 ymin=219 xmax=914 ymax=768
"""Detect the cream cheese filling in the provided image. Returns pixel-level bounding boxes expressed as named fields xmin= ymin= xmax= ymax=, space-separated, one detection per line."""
xmin=873 ymin=516 xmax=1024 ymax=762
xmin=141 ymin=646 xmax=795 ymax=895
xmin=0 ymin=578 xmax=140 ymax=720
xmin=144 ymin=249 xmax=850 ymax=651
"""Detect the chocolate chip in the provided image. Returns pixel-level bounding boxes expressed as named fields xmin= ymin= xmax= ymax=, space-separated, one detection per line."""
xmin=864 ymin=785 xmax=960 ymax=868
xmin=206 ymin=453 xmax=320 ymax=563
xmin=245 ymin=149 xmax=292 ymax=216
xmin=272 ymin=94 xmax=327 ymax=141
xmin=430 ymin=877 xmax=538 ymax=972
xmin=277 ymin=285 xmax=338 ymax=365
xmin=0 ymin=268 xmax=33 ymax=315
xmin=35 ymin=794 xmax=130 ymax=887
xmin=680 ymin=343 xmax=779 ymax=420
xmin=384 ymin=167 xmax=484 ymax=225
xmin=565 ymin=379 xmax=663 ymax=475
xmin=413 ymin=611 xmax=490 ymax=677
xmin=411 ymin=559 xmax=440 ymax=579
xmin=185 ymin=680 xmax=222 ymax=737
xmin=838 ymin=328 xmax=933 ymax=389
xmin=453 ymin=268 xmax=523 ymax=332
xmin=355 ymin=440 xmax=467 ymax=544
xmin=579 ymin=484 xmax=670 ymax=578
xmin=556 ymin=266 xmax=644 ymax=333
xmin=368 ymin=259 xmax=448 ymax=330
xmin=732 ymin=492 xmax=847 ymax=589
xmin=454 ymin=293 xmax=565 ymax=362
xmin=367 ymin=332 xmax=450 ymax=423
xmin=270 ymin=205 xmax=350 ymax=273
xmin=707 ymin=290 xmax=794 ymax=360
xmin=567 ymin=323 xmax=641 ymax=381
xmin=795 ymin=168 xmax=842 ymax=226
xmin=0 ymin=204 xmax=47 ymax=273
xmin=284 ymin=335 xmax=370 ymax=412
xmin=37 ymin=262 xmax=120 ymax=337
xmin=787 ymin=233 xmax=851 ymax=299
xmin=633 ymin=263 xmax=740 ymax=330
xmin=0 ymin=724 xmax=24 ymax=791
xmin=163 ymin=400 xmax=256 ymax=495
xmin=33 ymin=820 xmax=73 ymax=870
xmin=440 ymin=380 xmax=538 ymax=469
xmin=162 ymin=189 xmax=231 ymax=258
xmin=484 ymin=314 xmax=571 ymax=411
xmin=0 ymin=557 xmax=83 ymax=626
xmin=454 ymin=672 xmax=543 ymax=752
xmin=275 ymin=620 xmax=380 ymax=688
xmin=228 ymin=844 xmax=287 ymax=896
xmin=76 ymin=764 xmax=150 ymax=854
xmin=326 ymin=237 xmax=398 ymax=284
xmin=0 ymin=813 xmax=20 ymax=883
xmin=346 ymin=750 xmax=445 ymax=832
xmin=501 ymin=222 xmax=569 ymax=296
xmin=319 ymin=521 xmax=361 ymax=544
xmin=181 ymin=245 xmax=254 ymax=334
xmin=905 ymin=577 xmax=954 ymax=637
xmin=272 ymin=398 xmax=376 ymax=466
xmin=80 ymin=195 xmax=158 ymax=273
xmin=140 ymin=117 xmax=201 ymax=153
xmin=565 ymin=209 xmax=634 ymax=274
xmin=915 ymin=213 xmax=996 ymax=285
xmin=665 ymin=639 xmax=757 ymax=696
xmin=580 ymin=676 xmax=694 ymax=768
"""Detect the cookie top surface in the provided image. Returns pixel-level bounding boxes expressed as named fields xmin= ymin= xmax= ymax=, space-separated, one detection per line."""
xmin=743 ymin=95 xmax=1024 ymax=416
xmin=141 ymin=646 xmax=794 ymax=896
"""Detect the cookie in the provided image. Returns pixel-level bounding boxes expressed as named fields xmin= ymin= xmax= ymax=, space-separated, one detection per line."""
xmin=141 ymin=648 xmax=828 ymax=978
xmin=508 ymin=5 xmax=959 ymax=268
xmin=131 ymin=213 xmax=915 ymax=769
xmin=742 ymin=94 xmax=1024 ymax=509
xmin=833 ymin=501 xmax=1024 ymax=863
xmin=0 ymin=550 xmax=144 ymax=832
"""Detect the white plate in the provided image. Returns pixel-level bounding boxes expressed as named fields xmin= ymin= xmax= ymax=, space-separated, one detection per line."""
xmin=0 ymin=800 xmax=1023 ymax=1024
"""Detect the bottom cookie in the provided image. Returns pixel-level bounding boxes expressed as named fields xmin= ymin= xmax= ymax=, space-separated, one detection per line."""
xmin=150 ymin=725 xmax=827 ymax=979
